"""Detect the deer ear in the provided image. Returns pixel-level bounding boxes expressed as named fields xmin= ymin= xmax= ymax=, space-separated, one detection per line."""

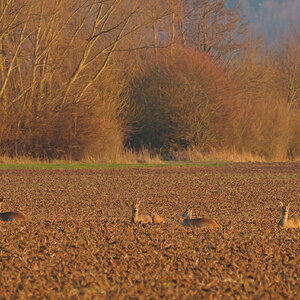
xmin=287 ymin=202 xmax=291 ymax=208
xmin=279 ymin=201 xmax=284 ymax=207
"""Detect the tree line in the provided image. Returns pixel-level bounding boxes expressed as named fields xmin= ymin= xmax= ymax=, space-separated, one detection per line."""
xmin=0 ymin=0 xmax=299 ymax=161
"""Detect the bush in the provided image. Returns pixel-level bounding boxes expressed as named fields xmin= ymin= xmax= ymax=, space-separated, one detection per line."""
xmin=126 ymin=48 xmax=227 ymax=155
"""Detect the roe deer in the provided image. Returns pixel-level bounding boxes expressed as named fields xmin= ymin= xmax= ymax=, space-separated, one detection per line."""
xmin=0 ymin=196 xmax=27 ymax=222
xmin=278 ymin=201 xmax=300 ymax=229
xmin=182 ymin=208 xmax=220 ymax=228
xmin=151 ymin=212 xmax=165 ymax=224
xmin=130 ymin=200 xmax=165 ymax=224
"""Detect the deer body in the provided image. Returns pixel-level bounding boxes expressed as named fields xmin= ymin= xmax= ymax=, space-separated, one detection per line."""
xmin=0 ymin=196 xmax=27 ymax=222
xmin=182 ymin=208 xmax=220 ymax=228
xmin=0 ymin=211 xmax=27 ymax=222
xmin=151 ymin=213 xmax=165 ymax=224
xmin=278 ymin=202 xmax=300 ymax=229
xmin=131 ymin=200 xmax=165 ymax=224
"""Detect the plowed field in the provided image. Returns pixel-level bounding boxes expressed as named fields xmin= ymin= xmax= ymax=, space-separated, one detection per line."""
xmin=0 ymin=163 xmax=299 ymax=299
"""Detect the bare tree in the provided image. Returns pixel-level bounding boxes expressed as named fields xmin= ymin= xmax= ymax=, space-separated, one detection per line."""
xmin=182 ymin=0 xmax=248 ymax=60
xmin=0 ymin=0 xmax=179 ymax=158
xmin=275 ymin=36 xmax=300 ymax=105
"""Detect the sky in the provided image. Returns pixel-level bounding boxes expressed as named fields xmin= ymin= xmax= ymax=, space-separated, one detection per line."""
xmin=228 ymin=0 xmax=300 ymax=40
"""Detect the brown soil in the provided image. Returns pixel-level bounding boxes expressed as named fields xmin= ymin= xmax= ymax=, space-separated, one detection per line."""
xmin=0 ymin=163 xmax=299 ymax=299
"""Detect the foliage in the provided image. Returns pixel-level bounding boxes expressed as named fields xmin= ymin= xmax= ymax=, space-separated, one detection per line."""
xmin=0 ymin=0 xmax=299 ymax=161
xmin=126 ymin=48 xmax=227 ymax=155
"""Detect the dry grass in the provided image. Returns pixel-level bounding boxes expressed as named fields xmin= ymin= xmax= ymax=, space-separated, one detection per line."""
xmin=0 ymin=155 xmax=44 ymax=164
xmin=171 ymin=147 xmax=268 ymax=162
xmin=0 ymin=147 xmax=299 ymax=166
xmin=0 ymin=148 xmax=163 ymax=165
xmin=120 ymin=148 xmax=162 ymax=164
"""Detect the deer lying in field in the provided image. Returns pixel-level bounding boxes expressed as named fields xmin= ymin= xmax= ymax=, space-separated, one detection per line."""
xmin=278 ymin=202 xmax=300 ymax=229
xmin=0 ymin=196 xmax=27 ymax=222
xmin=182 ymin=208 xmax=220 ymax=228
xmin=130 ymin=200 xmax=165 ymax=224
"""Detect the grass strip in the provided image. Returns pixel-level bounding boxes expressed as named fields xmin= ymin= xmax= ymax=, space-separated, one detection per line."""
xmin=0 ymin=161 xmax=228 ymax=170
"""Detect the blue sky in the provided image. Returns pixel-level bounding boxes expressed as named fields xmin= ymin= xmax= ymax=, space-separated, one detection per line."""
xmin=227 ymin=0 xmax=300 ymax=40
xmin=228 ymin=0 xmax=263 ymax=10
